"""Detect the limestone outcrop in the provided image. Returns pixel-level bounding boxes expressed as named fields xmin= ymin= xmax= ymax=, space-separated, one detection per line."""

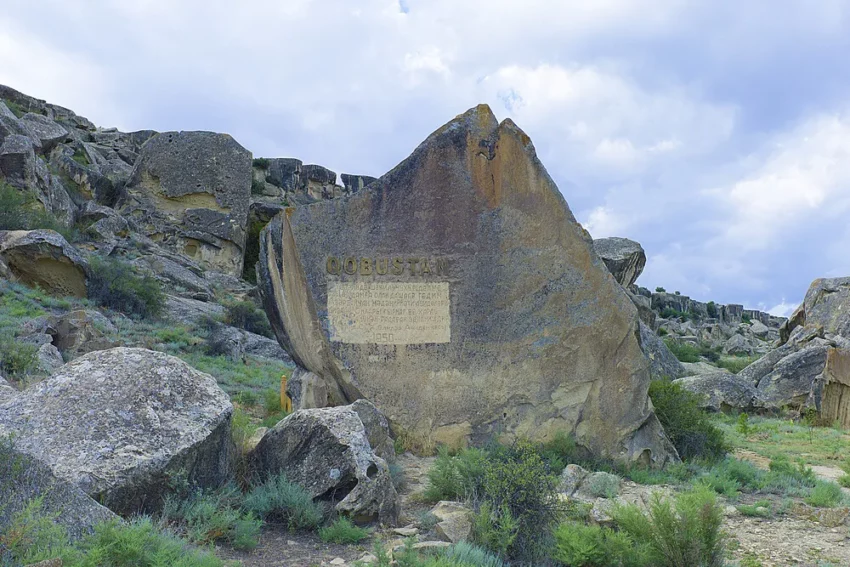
xmin=122 ymin=131 xmax=252 ymax=277
xmin=0 ymin=348 xmax=233 ymax=515
xmin=0 ymin=229 xmax=88 ymax=296
xmin=250 ymin=403 xmax=400 ymax=524
xmin=780 ymin=277 xmax=850 ymax=344
xmin=258 ymin=105 xmax=676 ymax=465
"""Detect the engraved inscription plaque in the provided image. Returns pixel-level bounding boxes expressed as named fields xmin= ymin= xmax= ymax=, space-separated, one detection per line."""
xmin=327 ymin=281 xmax=450 ymax=344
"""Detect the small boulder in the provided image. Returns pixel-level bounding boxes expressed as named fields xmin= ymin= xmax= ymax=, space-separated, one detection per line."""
xmin=36 ymin=343 xmax=65 ymax=373
xmin=0 ymin=348 xmax=233 ymax=515
xmin=431 ymin=501 xmax=472 ymax=543
xmin=756 ymin=344 xmax=829 ymax=409
xmin=48 ymin=309 xmax=118 ymax=357
xmin=0 ymin=134 xmax=36 ymax=187
xmin=0 ymin=230 xmax=88 ymax=297
xmin=723 ymin=334 xmax=754 ymax=356
xmin=351 ymin=398 xmax=396 ymax=461
xmin=287 ymin=366 xmax=330 ymax=410
xmin=250 ymin=403 xmax=400 ymax=524
xmin=674 ymin=372 xmax=763 ymax=412
xmin=750 ymin=320 xmax=770 ymax=339
xmin=558 ymin=464 xmax=589 ymax=496
xmin=592 ymin=237 xmax=647 ymax=287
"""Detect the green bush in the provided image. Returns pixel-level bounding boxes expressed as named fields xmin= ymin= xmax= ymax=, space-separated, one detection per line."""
xmin=706 ymin=301 xmax=718 ymax=319
xmin=805 ymin=481 xmax=843 ymax=508
xmin=224 ymin=298 xmax=273 ymax=337
xmin=716 ymin=355 xmax=759 ymax=374
xmin=553 ymin=521 xmax=649 ymax=567
xmin=423 ymin=446 xmax=488 ymax=502
xmin=736 ymin=500 xmax=772 ymax=517
xmin=838 ymin=474 xmax=850 ymax=488
xmin=319 ymin=516 xmax=369 ymax=544
xmin=539 ymin=431 xmax=582 ymax=473
xmin=87 ymin=256 xmax=165 ymax=319
xmin=440 ymin=541 xmax=505 ymax=567
xmin=648 ymin=380 xmax=727 ymax=461
xmin=478 ymin=441 xmax=559 ymax=562
xmin=472 ymin=502 xmax=518 ymax=559
xmin=161 ymin=486 xmax=261 ymax=550
xmin=0 ymin=337 xmax=38 ymax=377
xmin=656 ymin=287 xmax=666 ymax=293
xmin=0 ymin=182 xmax=78 ymax=241
xmin=662 ymin=339 xmax=700 ymax=363
xmin=252 ymin=157 xmax=270 ymax=169
xmin=243 ymin=472 xmax=324 ymax=530
xmin=613 ymin=486 xmax=726 ymax=567
xmin=586 ymin=473 xmax=620 ymax=498
xmin=251 ymin=178 xmax=266 ymax=195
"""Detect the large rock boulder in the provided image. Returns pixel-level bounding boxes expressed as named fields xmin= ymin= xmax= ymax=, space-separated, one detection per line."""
xmin=809 ymin=348 xmax=850 ymax=428
xmin=0 ymin=348 xmax=233 ymax=515
xmin=674 ymin=373 xmax=763 ymax=412
xmin=250 ymin=404 xmax=400 ymax=524
xmin=122 ymin=131 xmax=252 ymax=277
xmin=638 ymin=321 xmax=686 ymax=379
xmin=0 ymin=230 xmax=88 ymax=297
xmin=1 ymin=444 xmax=117 ymax=541
xmin=20 ymin=113 xmax=68 ymax=153
xmin=780 ymin=277 xmax=850 ymax=344
xmin=592 ymin=237 xmax=646 ymax=287
xmin=257 ymin=105 xmax=676 ymax=465
xmin=756 ymin=344 xmax=829 ymax=409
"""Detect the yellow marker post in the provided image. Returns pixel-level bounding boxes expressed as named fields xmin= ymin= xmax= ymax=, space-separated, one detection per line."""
xmin=280 ymin=374 xmax=293 ymax=413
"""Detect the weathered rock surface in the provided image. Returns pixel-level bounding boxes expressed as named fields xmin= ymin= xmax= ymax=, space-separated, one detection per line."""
xmin=250 ymin=404 xmax=400 ymax=524
xmin=780 ymin=277 xmax=850 ymax=344
xmin=350 ymin=399 xmax=396 ymax=461
xmin=48 ymin=309 xmax=118 ymax=356
xmin=638 ymin=321 xmax=686 ymax=379
xmin=287 ymin=366 xmax=330 ymax=410
xmin=810 ymin=348 xmax=850 ymax=428
xmin=674 ymin=373 xmax=763 ymax=412
xmin=0 ymin=376 xmax=16 ymax=403
xmin=0 ymin=230 xmax=88 ymax=296
xmin=756 ymin=344 xmax=829 ymax=409
xmin=122 ymin=131 xmax=252 ymax=276
xmin=592 ymin=237 xmax=646 ymax=287
xmin=258 ymin=105 xmax=676 ymax=465
xmin=165 ymin=295 xmax=226 ymax=326
xmin=430 ymin=501 xmax=472 ymax=543
xmin=0 ymin=348 xmax=233 ymax=515
xmin=1 ymin=444 xmax=117 ymax=541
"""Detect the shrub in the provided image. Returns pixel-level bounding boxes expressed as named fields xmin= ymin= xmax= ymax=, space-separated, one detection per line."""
xmin=805 ymin=481 xmax=843 ymax=508
xmin=586 ymin=473 xmax=620 ymax=499
xmin=656 ymin=287 xmax=666 ymax=293
xmin=737 ymin=501 xmax=772 ymax=517
xmin=440 ymin=541 xmax=506 ymax=567
xmin=0 ymin=182 xmax=78 ymax=241
xmin=416 ymin=510 xmax=439 ymax=531
xmin=649 ymin=380 xmax=727 ymax=461
xmin=423 ymin=446 xmax=488 ymax=502
xmin=161 ymin=486 xmax=262 ymax=551
xmin=0 ymin=497 xmax=77 ymax=565
xmin=613 ymin=486 xmax=726 ymax=567
xmin=253 ymin=157 xmax=270 ymax=169
xmin=838 ymin=474 xmax=850 ymax=488
xmin=539 ymin=431 xmax=582 ymax=472
xmin=553 ymin=521 xmax=649 ymax=567
xmin=742 ymin=313 xmax=752 ymax=324
xmin=319 ymin=516 xmax=369 ymax=544
xmin=243 ymin=472 xmax=324 ymax=530
xmin=0 ymin=337 xmax=38 ymax=377
xmin=87 ymin=256 xmax=165 ymax=319
xmin=251 ymin=178 xmax=266 ymax=195
xmin=479 ymin=441 xmax=559 ymax=562
xmin=662 ymin=339 xmax=700 ymax=363
xmin=716 ymin=356 xmax=759 ymax=374
xmin=224 ymin=298 xmax=273 ymax=337
xmin=706 ymin=301 xmax=718 ymax=318
xmin=736 ymin=413 xmax=751 ymax=435
xmin=389 ymin=461 xmax=406 ymax=491
xmin=472 ymin=502 xmax=518 ymax=559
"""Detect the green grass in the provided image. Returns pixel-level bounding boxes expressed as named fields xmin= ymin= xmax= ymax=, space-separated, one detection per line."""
xmin=716 ymin=355 xmax=760 ymax=374
xmin=319 ymin=517 xmax=370 ymax=544
xmin=737 ymin=500 xmax=773 ymax=517
xmin=805 ymin=481 xmax=843 ymax=508
xmin=162 ymin=486 xmax=262 ymax=550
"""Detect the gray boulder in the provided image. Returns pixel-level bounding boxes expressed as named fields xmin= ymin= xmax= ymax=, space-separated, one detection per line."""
xmin=250 ymin=403 xmax=400 ymax=524
xmin=780 ymin=277 xmax=850 ymax=344
xmin=750 ymin=320 xmax=770 ymax=339
xmin=35 ymin=343 xmax=64 ymax=373
xmin=0 ymin=230 xmax=88 ymax=297
xmin=674 ymin=373 xmax=763 ymax=412
xmin=723 ymin=334 xmax=754 ymax=356
xmin=207 ymin=324 xmax=247 ymax=362
xmin=0 ymin=134 xmax=36 ymax=187
xmin=242 ymin=331 xmax=293 ymax=363
xmin=0 ymin=376 xmax=16 ymax=403
xmin=122 ymin=131 xmax=252 ymax=277
xmin=1 ymin=444 xmax=117 ymax=541
xmin=638 ymin=321 xmax=686 ymax=379
xmin=165 ymin=295 xmax=226 ymax=326
xmin=351 ymin=399 xmax=396 ymax=461
xmin=20 ymin=113 xmax=68 ymax=153
xmin=286 ymin=366 xmax=329 ymax=410
xmin=756 ymin=344 xmax=829 ymax=409
xmin=593 ymin=237 xmax=647 ymax=287
xmin=0 ymin=348 xmax=233 ymax=515
xmin=47 ymin=309 xmax=118 ymax=357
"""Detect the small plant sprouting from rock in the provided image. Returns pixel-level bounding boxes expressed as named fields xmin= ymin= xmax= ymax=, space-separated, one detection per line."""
xmin=252 ymin=157 xmax=270 ymax=169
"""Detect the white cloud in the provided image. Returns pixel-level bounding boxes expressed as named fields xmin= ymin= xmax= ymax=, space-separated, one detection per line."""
xmin=766 ymin=300 xmax=799 ymax=318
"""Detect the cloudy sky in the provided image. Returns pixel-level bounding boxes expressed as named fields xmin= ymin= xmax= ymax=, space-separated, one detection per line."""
xmin=2 ymin=1 xmax=849 ymax=315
